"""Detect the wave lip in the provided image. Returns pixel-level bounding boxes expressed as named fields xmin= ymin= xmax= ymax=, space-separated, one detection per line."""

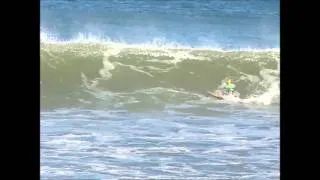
xmin=40 ymin=31 xmax=279 ymax=52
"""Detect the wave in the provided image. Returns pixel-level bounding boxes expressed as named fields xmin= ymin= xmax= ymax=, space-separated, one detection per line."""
xmin=40 ymin=38 xmax=279 ymax=109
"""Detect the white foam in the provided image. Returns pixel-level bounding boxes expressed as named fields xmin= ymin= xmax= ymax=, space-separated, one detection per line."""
xmin=40 ymin=31 xmax=280 ymax=52
xmin=115 ymin=62 xmax=154 ymax=77
xmin=99 ymin=50 xmax=118 ymax=79
xmin=41 ymin=164 xmax=77 ymax=176
xmin=80 ymin=48 xmax=121 ymax=90
xmin=44 ymin=139 xmax=91 ymax=149
xmin=243 ymin=64 xmax=280 ymax=105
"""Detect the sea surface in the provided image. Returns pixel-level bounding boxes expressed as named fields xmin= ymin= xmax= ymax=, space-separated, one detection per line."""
xmin=41 ymin=0 xmax=280 ymax=179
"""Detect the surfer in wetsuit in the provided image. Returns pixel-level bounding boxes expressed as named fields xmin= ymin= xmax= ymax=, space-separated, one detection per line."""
xmin=224 ymin=79 xmax=236 ymax=95
xmin=208 ymin=79 xmax=237 ymax=98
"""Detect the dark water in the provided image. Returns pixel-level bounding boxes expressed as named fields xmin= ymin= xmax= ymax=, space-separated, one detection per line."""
xmin=41 ymin=0 xmax=279 ymax=179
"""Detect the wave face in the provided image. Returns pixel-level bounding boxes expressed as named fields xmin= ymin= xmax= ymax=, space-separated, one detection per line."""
xmin=41 ymin=42 xmax=279 ymax=109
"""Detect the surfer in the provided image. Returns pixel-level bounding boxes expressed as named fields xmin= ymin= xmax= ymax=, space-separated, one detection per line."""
xmin=207 ymin=79 xmax=238 ymax=99
xmin=224 ymin=79 xmax=236 ymax=95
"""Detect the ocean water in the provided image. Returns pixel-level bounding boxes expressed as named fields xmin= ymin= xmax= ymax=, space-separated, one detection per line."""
xmin=40 ymin=0 xmax=280 ymax=179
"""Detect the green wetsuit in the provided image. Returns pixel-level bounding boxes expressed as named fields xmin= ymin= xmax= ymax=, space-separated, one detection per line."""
xmin=225 ymin=83 xmax=236 ymax=94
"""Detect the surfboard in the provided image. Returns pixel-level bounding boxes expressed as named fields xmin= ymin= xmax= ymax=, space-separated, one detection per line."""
xmin=207 ymin=91 xmax=224 ymax=100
